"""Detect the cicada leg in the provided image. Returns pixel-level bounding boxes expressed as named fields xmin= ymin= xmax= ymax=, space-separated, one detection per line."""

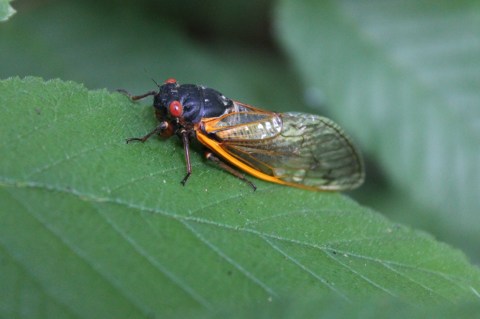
xmin=126 ymin=122 xmax=168 ymax=144
xmin=117 ymin=89 xmax=157 ymax=101
xmin=180 ymin=130 xmax=192 ymax=186
xmin=205 ymin=151 xmax=257 ymax=191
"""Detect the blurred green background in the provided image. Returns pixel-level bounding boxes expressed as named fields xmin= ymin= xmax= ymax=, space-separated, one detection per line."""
xmin=1 ymin=0 xmax=479 ymax=267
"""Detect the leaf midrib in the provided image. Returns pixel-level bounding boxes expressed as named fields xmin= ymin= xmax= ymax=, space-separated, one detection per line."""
xmin=1 ymin=176 xmax=475 ymax=302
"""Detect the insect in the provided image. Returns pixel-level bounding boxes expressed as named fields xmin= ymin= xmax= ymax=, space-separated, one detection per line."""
xmin=120 ymin=78 xmax=365 ymax=191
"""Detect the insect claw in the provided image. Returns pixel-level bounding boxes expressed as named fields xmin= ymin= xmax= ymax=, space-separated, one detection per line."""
xmin=117 ymin=88 xmax=135 ymax=100
xmin=180 ymin=173 xmax=191 ymax=186
xmin=125 ymin=137 xmax=145 ymax=144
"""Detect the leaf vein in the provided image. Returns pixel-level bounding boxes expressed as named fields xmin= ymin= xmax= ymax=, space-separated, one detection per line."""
xmin=94 ymin=203 xmax=212 ymax=309
xmin=2 ymin=177 xmax=476 ymax=299
xmin=180 ymin=219 xmax=278 ymax=298
xmin=6 ymin=189 xmax=152 ymax=317
xmin=261 ymin=235 xmax=350 ymax=301
xmin=0 ymin=241 xmax=81 ymax=319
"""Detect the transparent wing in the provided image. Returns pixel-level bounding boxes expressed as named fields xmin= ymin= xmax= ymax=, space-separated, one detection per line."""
xmin=201 ymin=105 xmax=365 ymax=190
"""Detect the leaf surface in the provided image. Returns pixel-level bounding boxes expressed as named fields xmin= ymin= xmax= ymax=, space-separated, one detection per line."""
xmin=1 ymin=77 xmax=479 ymax=318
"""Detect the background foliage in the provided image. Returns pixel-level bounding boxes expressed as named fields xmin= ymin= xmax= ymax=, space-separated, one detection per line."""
xmin=1 ymin=0 xmax=480 ymax=317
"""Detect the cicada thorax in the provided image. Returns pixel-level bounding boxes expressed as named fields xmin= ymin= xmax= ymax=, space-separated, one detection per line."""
xmin=154 ymin=82 xmax=235 ymax=125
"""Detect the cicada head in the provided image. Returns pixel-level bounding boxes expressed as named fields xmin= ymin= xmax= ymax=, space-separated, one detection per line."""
xmin=145 ymin=78 xmax=178 ymax=138
xmin=152 ymin=79 xmax=178 ymax=121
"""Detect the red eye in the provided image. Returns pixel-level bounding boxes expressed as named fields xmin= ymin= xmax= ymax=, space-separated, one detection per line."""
xmin=165 ymin=78 xmax=177 ymax=84
xmin=169 ymin=100 xmax=183 ymax=118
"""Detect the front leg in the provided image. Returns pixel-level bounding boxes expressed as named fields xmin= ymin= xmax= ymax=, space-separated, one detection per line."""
xmin=126 ymin=122 xmax=167 ymax=143
xmin=180 ymin=129 xmax=192 ymax=186
xmin=117 ymin=89 xmax=157 ymax=101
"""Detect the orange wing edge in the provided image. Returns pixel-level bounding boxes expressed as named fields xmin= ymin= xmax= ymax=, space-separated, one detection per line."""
xmin=195 ymin=129 xmax=330 ymax=192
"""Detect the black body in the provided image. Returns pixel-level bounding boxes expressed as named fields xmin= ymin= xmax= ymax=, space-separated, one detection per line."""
xmin=155 ymin=82 xmax=234 ymax=124
xmin=122 ymin=79 xmax=257 ymax=189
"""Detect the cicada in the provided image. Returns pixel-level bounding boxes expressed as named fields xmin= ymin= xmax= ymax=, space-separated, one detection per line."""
xmin=121 ymin=78 xmax=364 ymax=191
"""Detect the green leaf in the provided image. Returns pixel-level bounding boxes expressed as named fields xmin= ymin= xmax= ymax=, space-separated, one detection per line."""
xmin=275 ymin=0 xmax=480 ymax=261
xmin=203 ymin=297 xmax=480 ymax=319
xmin=0 ymin=0 xmax=15 ymax=22
xmin=1 ymin=77 xmax=480 ymax=318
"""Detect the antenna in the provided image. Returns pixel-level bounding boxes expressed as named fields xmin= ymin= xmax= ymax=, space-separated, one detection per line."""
xmin=142 ymin=67 xmax=161 ymax=88
xmin=151 ymin=78 xmax=161 ymax=88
